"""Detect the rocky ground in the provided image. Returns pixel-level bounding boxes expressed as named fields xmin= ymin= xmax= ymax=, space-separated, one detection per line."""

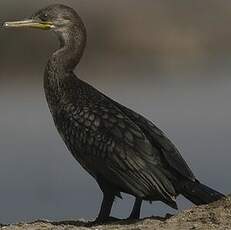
xmin=1 ymin=195 xmax=231 ymax=230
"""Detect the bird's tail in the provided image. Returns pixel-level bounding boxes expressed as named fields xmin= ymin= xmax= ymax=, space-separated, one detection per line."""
xmin=179 ymin=180 xmax=225 ymax=205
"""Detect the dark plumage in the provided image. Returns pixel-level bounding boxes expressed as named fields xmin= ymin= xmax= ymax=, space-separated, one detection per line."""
xmin=4 ymin=4 xmax=225 ymax=223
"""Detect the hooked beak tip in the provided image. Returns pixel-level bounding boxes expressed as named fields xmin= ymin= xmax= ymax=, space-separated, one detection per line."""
xmin=3 ymin=22 xmax=9 ymax=27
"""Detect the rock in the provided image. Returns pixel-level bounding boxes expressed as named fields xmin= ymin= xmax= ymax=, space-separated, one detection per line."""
xmin=1 ymin=195 xmax=231 ymax=230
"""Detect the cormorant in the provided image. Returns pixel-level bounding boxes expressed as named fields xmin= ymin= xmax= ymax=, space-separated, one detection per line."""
xmin=3 ymin=4 xmax=225 ymax=223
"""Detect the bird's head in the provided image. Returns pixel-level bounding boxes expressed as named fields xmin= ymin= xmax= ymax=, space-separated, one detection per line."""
xmin=3 ymin=4 xmax=84 ymax=32
xmin=3 ymin=4 xmax=87 ymax=68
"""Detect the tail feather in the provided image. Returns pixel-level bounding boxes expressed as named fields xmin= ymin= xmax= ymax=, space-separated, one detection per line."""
xmin=179 ymin=180 xmax=225 ymax=205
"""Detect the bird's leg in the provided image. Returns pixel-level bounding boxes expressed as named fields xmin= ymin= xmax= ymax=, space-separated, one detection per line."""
xmin=95 ymin=192 xmax=115 ymax=223
xmin=127 ymin=197 xmax=142 ymax=220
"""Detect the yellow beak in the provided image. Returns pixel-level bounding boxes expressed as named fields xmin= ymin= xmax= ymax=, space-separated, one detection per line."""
xmin=3 ymin=19 xmax=54 ymax=30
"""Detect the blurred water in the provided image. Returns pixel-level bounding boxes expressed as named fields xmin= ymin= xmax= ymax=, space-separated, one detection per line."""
xmin=0 ymin=73 xmax=230 ymax=224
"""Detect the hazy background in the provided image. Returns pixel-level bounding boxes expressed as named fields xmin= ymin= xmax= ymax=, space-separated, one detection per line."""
xmin=0 ymin=0 xmax=230 ymax=224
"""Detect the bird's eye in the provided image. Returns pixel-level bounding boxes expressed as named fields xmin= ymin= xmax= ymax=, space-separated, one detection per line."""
xmin=40 ymin=13 xmax=48 ymax=21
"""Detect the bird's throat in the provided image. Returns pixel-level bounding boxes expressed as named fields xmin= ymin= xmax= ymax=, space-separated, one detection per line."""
xmin=44 ymin=25 xmax=86 ymax=100
xmin=49 ymin=25 xmax=86 ymax=74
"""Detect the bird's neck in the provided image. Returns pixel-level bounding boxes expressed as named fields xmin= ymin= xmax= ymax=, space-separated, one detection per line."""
xmin=47 ymin=25 xmax=86 ymax=76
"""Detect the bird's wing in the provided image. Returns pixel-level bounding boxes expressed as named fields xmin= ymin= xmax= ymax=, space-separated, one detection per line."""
xmin=61 ymin=79 xmax=177 ymax=205
xmin=105 ymin=99 xmax=196 ymax=181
